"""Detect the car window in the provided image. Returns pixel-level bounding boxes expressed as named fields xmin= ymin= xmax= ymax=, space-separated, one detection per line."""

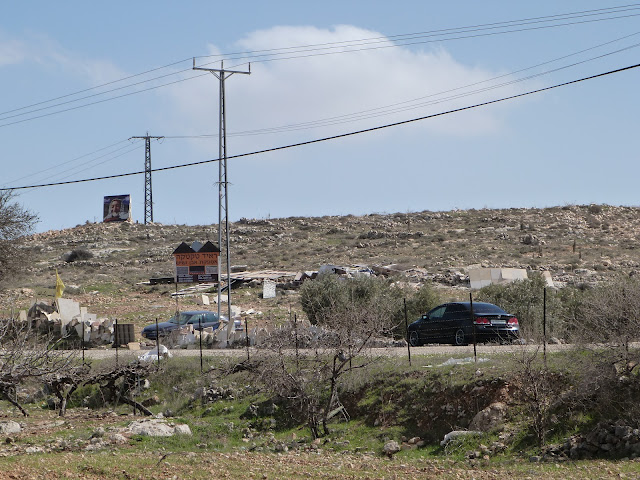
xmin=203 ymin=313 xmax=219 ymax=323
xmin=444 ymin=304 xmax=467 ymax=319
xmin=185 ymin=314 xmax=198 ymax=325
xmin=176 ymin=313 xmax=193 ymax=325
xmin=428 ymin=306 xmax=446 ymax=320
xmin=472 ymin=303 xmax=508 ymax=315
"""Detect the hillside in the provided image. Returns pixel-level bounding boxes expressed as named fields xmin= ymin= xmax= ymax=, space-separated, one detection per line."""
xmin=2 ymin=204 xmax=639 ymax=325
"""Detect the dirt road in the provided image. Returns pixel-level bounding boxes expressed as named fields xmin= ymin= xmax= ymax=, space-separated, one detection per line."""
xmin=82 ymin=342 xmax=570 ymax=361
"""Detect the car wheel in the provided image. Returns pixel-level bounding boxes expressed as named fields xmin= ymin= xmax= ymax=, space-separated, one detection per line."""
xmin=453 ymin=329 xmax=467 ymax=346
xmin=409 ymin=330 xmax=421 ymax=347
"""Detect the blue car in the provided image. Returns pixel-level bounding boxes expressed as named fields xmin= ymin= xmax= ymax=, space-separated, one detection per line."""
xmin=407 ymin=302 xmax=519 ymax=346
xmin=141 ymin=310 xmax=224 ymax=340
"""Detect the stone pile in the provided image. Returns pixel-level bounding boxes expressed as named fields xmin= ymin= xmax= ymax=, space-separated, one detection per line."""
xmin=542 ymin=421 xmax=640 ymax=460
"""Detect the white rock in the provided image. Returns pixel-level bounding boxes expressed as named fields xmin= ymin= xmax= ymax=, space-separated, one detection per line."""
xmin=0 ymin=420 xmax=22 ymax=435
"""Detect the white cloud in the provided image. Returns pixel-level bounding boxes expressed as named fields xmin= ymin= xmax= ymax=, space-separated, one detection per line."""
xmin=0 ymin=36 xmax=27 ymax=66
xmin=0 ymin=31 xmax=125 ymax=86
xmin=46 ymin=46 xmax=127 ymax=87
xmin=161 ymin=25 xmax=522 ymax=153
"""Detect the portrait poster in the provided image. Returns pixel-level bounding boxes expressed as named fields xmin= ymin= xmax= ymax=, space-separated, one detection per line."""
xmin=103 ymin=195 xmax=131 ymax=223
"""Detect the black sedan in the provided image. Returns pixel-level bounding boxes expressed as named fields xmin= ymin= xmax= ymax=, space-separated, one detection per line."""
xmin=407 ymin=302 xmax=519 ymax=346
xmin=141 ymin=310 xmax=224 ymax=340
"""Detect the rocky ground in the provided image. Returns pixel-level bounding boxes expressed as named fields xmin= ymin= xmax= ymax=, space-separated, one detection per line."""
xmin=2 ymin=203 xmax=640 ymax=323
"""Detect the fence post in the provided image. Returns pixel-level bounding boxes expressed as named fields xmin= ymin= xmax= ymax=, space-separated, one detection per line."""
xmin=199 ymin=317 xmax=203 ymax=373
xmin=543 ymin=287 xmax=547 ymax=368
xmin=114 ymin=318 xmax=119 ymax=367
xmin=245 ymin=316 xmax=250 ymax=362
xmin=404 ymin=298 xmax=411 ymax=366
xmin=470 ymin=293 xmax=477 ymax=363
xmin=155 ymin=318 xmax=160 ymax=366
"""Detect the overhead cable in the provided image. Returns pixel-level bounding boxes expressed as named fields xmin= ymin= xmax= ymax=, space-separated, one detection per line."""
xmin=2 ymin=62 xmax=638 ymax=192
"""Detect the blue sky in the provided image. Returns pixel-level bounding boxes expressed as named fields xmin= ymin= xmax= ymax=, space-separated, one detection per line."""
xmin=1 ymin=1 xmax=639 ymax=233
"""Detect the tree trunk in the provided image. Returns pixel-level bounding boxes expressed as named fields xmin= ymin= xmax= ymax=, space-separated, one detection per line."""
xmin=0 ymin=391 xmax=28 ymax=417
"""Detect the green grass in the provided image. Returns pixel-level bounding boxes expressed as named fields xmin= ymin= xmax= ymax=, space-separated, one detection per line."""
xmin=2 ymin=350 xmax=640 ymax=478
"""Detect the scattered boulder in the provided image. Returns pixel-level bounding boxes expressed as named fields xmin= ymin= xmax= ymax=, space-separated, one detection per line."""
xmin=440 ymin=430 xmax=482 ymax=446
xmin=0 ymin=421 xmax=22 ymax=435
xmin=126 ymin=419 xmax=191 ymax=437
xmin=468 ymin=402 xmax=508 ymax=432
xmin=383 ymin=440 xmax=401 ymax=457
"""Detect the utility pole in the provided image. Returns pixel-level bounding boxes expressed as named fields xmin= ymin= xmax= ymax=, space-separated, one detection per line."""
xmin=130 ymin=133 xmax=163 ymax=224
xmin=192 ymin=59 xmax=250 ymax=323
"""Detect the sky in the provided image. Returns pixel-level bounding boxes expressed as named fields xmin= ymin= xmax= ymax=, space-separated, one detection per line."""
xmin=1 ymin=1 xmax=639 ymax=233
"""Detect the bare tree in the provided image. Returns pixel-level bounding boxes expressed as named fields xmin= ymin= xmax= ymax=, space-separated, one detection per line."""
xmin=0 ymin=319 xmax=76 ymax=416
xmin=0 ymin=190 xmax=38 ymax=283
xmin=510 ymin=346 xmax=560 ymax=447
xmin=45 ymin=361 xmax=157 ymax=417
xmin=255 ymin=275 xmax=402 ymax=437
xmin=577 ymin=276 xmax=640 ymax=371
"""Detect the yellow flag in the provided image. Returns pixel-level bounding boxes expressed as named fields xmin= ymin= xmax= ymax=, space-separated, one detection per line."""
xmin=55 ymin=269 xmax=65 ymax=299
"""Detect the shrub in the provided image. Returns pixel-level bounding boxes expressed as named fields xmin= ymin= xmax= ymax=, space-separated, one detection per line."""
xmin=299 ymin=274 xmax=403 ymax=331
xmin=62 ymin=248 xmax=93 ymax=263
xmin=392 ymin=282 xmax=441 ymax=338
xmin=475 ymin=273 xmax=561 ymax=339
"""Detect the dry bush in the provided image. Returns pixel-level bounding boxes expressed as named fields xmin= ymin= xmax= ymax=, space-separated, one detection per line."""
xmin=253 ymin=283 xmax=400 ymax=438
xmin=509 ymin=346 xmax=563 ymax=447
xmin=573 ymin=276 xmax=640 ymax=369
xmin=0 ymin=318 xmax=76 ymax=416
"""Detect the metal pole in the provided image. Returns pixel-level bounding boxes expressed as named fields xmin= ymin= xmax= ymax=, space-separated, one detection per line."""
xmin=470 ymin=294 xmax=477 ymax=363
xmin=155 ymin=318 xmax=160 ymax=366
xmin=294 ymin=313 xmax=299 ymax=370
xmin=217 ymin=70 xmax=224 ymax=323
xmin=175 ymin=282 xmax=179 ymax=314
xmin=81 ymin=325 xmax=85 ymax=365
xmin=114 ymin=318 xmax=119 ymax=367
xmin=192 ymin=59 xmax=250 ymax=329
xmin=245 ymin=317 xmax=250 ymax=362
xmin=199 ymin=317 xmax=203 ymax=373
xmin=220 ymin=69 xmax=232 ymax=327
xmin=404 ymin=298 xmax=411 ymax=366
xmin=543 ymin=287 xmax=547 ymax=367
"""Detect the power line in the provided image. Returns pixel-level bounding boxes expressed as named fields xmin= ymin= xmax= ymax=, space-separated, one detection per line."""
xmin=51 ymin=143 xmax=143 ymax=183
xmin=3 ymin=62 xmax=638 ymax=192
xmin=13 ymin=19 xmax=635 ymax=186
xmin=165 ymin=33 xmax=640 ymax=140
xmin=200 ymin=4 xmax=640 ymax=65
xmin=0 ymin=72 xmax=209 ymax=129
xmin=0 ymin=139 xmax=134 ymax=188
xmin=0 ymin=58 xmax=192 ymax=118
xmin=220 ymin=11 xmax=640 ymax=68
xmin=1 ymin=5 xmax=638 ymax=128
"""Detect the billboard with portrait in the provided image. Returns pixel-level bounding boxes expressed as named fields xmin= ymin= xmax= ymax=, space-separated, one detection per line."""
xmin=103 ymin=195 xmax=131 ymax=223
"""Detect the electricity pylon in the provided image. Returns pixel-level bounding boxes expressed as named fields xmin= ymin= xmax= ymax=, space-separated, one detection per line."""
xmin=130 ymin=133 xmax=163 ymax=224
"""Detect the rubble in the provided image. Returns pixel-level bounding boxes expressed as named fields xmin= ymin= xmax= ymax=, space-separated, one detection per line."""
xmin=25 ymin=300 xmax=116 ymax=347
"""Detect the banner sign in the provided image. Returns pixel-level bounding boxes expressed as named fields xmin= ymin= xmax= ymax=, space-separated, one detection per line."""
xmin=103 ymin=195 xmax=131 ymax=223
xmin=172 ymin=241 xmax=220 ymax=283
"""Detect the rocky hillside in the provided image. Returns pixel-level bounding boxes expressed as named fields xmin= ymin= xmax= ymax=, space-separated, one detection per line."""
xmin=2 ymin=204 xmax=639 ymax=322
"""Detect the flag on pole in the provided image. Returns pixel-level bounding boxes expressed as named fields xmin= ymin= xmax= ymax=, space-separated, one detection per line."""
xmin=55 ymin=269 xmax=65 ymax=299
